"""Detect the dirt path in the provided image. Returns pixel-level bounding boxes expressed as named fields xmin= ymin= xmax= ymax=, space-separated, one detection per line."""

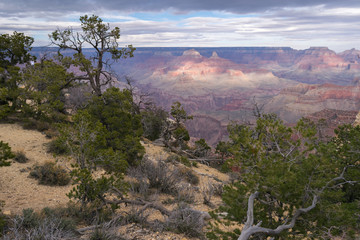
xmin=0 ymin=123 xmax=72 ymax=215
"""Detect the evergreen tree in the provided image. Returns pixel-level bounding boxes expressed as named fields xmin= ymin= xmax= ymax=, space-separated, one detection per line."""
xmin=50 ymin=15 xmax=135 ymax=96
xmin=0 ymin=32 xmax=34 ymax=118
xmin=208 ymin=115 xmax=359 ymax=239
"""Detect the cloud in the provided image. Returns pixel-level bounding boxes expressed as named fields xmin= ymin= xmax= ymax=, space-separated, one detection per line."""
xmin=1 ymin=1 xmax=360 ymax=51
xmin=1 ymin=0 xmax=360 ymax=17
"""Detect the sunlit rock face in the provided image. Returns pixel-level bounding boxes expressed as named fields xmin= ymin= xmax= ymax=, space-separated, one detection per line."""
xmin=354 ymin=111 xmax=360 ymax=126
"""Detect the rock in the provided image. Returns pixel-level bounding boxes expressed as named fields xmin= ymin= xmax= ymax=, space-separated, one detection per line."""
xmin=3 ymin=210 xmax=11 ymax=215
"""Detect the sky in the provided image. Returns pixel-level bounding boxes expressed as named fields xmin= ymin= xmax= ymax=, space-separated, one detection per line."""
xmin=1 ymin=0 xmax=360 ymax=52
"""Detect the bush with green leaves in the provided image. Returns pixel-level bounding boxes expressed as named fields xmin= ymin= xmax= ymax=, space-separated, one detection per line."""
xmin=215 ymin=140 xmax=232 ymax=161
xmin=86 ymin=87 xmax=144 ymax=166
xmin=29 ymin=161 xmax=71 ymax=186
xmin=21 ymin=119 xmax=51 ymax=132
xmin=0 ymin=141 xmax=14 ymax=167
xmin=21 ymin=60 xmax=72 ymax=123
xmin=141 ymin=106 xmax=168 ymax=141
xmin=170 ymin=101 xmax=193 ymax=125
xmin=0 ymin=32 xmax=34 ymax=119
xmin=208 ymin=116 xmax=360 ymax=240
xmin=58 ymin=110 xmax=128 ymax=209
xmin=167 ymin=101 xmax=192 ymax=148
xmin=47 ymin=137 xmax=70 ymax=155
xmin=193 ymin=138 xmax=211 ymax=157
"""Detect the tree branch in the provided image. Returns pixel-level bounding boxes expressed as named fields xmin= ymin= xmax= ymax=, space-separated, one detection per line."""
xmin=238 ymin=194 xmax=318 ymax=240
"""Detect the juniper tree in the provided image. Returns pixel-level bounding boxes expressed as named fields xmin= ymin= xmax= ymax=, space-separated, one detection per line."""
xmin=0 ymin=32 xmax=34 ymax=118
xmin=208 ymin=115 xmax=359 ymax=240
xmin=50 ymin=15 xmax=135 ymax=96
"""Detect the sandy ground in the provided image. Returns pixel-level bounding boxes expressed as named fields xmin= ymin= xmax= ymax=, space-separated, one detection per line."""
xmin=0 ymin=123 xmax=73 ymax=215
xmin=0 ymin=123 xmax=232 ymax=239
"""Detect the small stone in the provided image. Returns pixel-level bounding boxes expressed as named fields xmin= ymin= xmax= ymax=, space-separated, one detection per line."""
xmin=3 ymin=210 xmax=11 ymax=215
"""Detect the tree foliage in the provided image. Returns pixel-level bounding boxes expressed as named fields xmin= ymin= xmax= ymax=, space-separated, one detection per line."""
xmin=0 ymin=32 xmax=34 ymax=69
xmin=86 ymin=87 xmax=144 ymax=166
xmin=170 ymin=101 xmax=193 ymax=126
xmin=49 ymin=15 xmax=135 ymax=96
xmin=21 ymin=60 xmax=75 ymax=121
xmin=167 ymin=101 xmax=192 ymax=148
xmin=215 ymin=141 xmax=232 ymax=161
xmin=0 ymin=140 xmax=14 ymax=167
xmin=208 ymin=115 xmax=359 ymax=239
xmin=141 ymin=106 xmax=168 ymax=141
xmin=0 ymin=32 xmax=34 ymax=118
xmin=61 ymin=110 xmax=128 ymax=207
xmin=60 ymin=87 xmax=144 ymax=210
xmin=193 ymin=138 xmax=211 ymax=158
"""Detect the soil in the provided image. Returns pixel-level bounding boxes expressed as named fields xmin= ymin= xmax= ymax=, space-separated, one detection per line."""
xmin=0 ymin=123 xmax=231 ymax=239
xmin=0 ymin=123 xmax=72 ymax=215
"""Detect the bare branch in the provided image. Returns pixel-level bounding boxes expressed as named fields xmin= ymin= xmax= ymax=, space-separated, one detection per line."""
xmin=243 ymin=191 xmax=259 ymax=231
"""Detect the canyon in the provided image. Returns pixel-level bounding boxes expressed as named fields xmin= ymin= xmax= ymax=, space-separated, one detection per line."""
xmin=32 ymin=47 xmax=360 ymax=145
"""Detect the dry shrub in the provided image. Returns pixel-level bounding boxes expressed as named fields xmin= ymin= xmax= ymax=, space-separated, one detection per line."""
xmin=29 ymin=161 xmax=70 ymax=186
xmin=212 ymin=182 xmax=224 ymax=196
xmin=2 ymin=208 xmax=76 ymax=240
xmin=129 ymin=158 xmax=180 ymax=195
xmin=201 ymin=181 xmax=216 ymax=207
xmin=165 ymin=205 xmax=206 ymax=239
xmin=122 ymin=206 xmax=151 ymax=226
xmin=14 ymin=151 xmax=29 ymax=163
xmin=175 ymin=184 xmax=196 ymax=204
xmin=179 ymin=167 xmax=199 ymax=185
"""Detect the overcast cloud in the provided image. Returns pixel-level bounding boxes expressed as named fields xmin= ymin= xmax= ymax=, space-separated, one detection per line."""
xmin=1 ymin=0 xmax=360 ymax=51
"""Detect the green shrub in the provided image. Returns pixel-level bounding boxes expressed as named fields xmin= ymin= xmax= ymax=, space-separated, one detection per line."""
xmin=194 ymin=138 xmax=211 ymax=157
xmin=179 ymin=156 xmax=191 ymax=167
xmin=14 ymin=151 xmax=29 ymax=163
xmin=20 ymin=208 xmax=39 ymax=229
xmin=0 ymin=141 xmax=14 ymax=167
xmin=22 ymin=119 xmax=50 ymax=132
xmin=47 ymin=138 xmax=69 ymax=155
xmin=30 ymin=161 xmax=71 ymax=186
xmin=166 ymin=155 xmax=192 ymax=167
xmin=173 ymin=126 xmax=190 ymax=144
xmin=141 ymin=107 xmax=168 ymax=141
